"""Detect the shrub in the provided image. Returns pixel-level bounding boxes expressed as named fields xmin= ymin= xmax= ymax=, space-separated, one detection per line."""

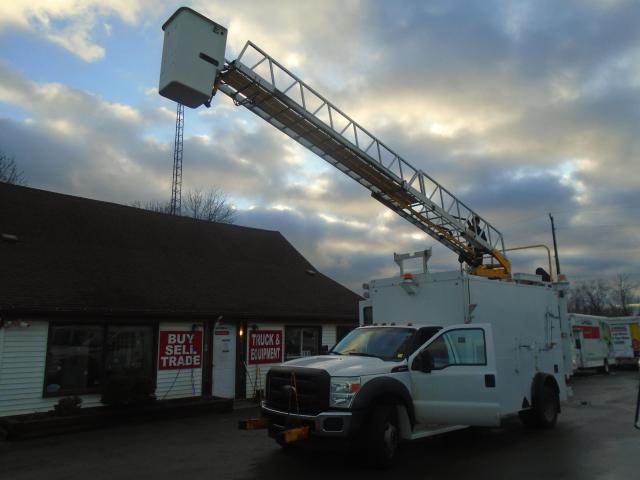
xmin=53 ymin=396 xmax=82 ymax=416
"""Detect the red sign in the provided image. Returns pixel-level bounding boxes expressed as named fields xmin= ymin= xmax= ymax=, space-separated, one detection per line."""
xmin=574 ymin=325 xmax=600 ymax=339
xmin=158 ymin=331 xmax=203 ymax=370
xmin=248 ymin=330 xmax=282 ymax=364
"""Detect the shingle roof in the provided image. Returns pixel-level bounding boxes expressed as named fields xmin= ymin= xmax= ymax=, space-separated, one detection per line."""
xmin=0 ymin=183 xmax=360 ymax=320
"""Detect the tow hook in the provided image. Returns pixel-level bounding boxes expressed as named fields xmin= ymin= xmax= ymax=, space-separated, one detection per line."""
xmin=238 ymin=417 xmax=270 ymax=430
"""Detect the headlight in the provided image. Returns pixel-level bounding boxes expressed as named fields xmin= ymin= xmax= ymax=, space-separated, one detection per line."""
xmin=330 ymin=376 xmax=361 ymax=408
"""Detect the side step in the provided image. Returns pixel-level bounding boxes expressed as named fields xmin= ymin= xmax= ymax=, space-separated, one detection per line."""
xmin=410 ymin=424 xmax=468 ymax=440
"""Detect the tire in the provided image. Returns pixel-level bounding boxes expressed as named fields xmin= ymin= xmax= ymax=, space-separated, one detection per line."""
xmin=366 ymin=405 xmax=400 ymax=468
xmin=536 ymin=384 xmax=559 ymax=428
xmin=537 ymin=384 xmax=558 ymax=428
xmin=520 ymin=383 xmax=559 ymax=429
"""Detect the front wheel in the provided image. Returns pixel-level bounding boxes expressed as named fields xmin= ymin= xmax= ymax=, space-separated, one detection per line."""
xmin=366 ymin=405 xmax=399 ymax=468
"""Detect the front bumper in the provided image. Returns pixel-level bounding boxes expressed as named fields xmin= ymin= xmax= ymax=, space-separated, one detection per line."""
xmin=261 ymin=402 xmax=363 ymax=438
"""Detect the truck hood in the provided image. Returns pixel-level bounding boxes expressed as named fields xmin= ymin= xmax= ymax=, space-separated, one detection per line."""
xmin=283 ymin=355 xmax=400 ymax=376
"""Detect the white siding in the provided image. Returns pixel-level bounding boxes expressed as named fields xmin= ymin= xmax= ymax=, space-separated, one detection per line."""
xmin=155 ymin=322 xmax=203 ymax=400
xmin=322 ymin=325 xmax=336 ymax=350
xmin=0 ymin=321 xmax=101 ymax=417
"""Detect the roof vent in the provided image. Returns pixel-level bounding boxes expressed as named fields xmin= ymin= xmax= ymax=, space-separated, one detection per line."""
xmin=1 ymin=233 xmax=18 ymax=244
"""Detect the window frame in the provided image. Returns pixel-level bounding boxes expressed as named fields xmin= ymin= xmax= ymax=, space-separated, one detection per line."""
xmin=423 ymin=328 xmax=487 ymax=370
xmin=284 ymin=325 xmax=322 ymax=360
xmin=43 ymin=321 xmax=159 ymax=398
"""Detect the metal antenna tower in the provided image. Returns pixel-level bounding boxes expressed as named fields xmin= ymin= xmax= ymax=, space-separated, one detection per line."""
xmin=170 ymin=103 xmax=184 ymax=215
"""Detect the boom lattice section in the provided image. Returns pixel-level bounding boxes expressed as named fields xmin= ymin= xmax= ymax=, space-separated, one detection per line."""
xmin=218 ymin=42 xmax=510 ymax=276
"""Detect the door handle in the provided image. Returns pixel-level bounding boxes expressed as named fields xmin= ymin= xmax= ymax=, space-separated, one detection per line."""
xmin=484 ymin=374 xmax=496 ymax=388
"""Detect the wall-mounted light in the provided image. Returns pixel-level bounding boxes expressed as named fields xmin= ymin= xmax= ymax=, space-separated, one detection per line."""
xmin=239 ymin=327 xmax=244 ymax=337
xmin=0 ymin=320 xmax=30 ymax=329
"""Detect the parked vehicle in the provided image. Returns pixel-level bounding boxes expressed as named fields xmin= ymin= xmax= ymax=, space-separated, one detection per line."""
xmin=606 ymin=317 xmax=640 ymax=368
xmin=262 ymin=253 xmax=572 ymax=466
xmin=569 ymin=314 xmax=615 ymax=373
xmin=158 ymin=8 xmax=574 ymax=467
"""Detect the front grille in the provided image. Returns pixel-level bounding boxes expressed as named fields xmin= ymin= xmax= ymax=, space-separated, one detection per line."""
xmin=265 ymin=366 xmax=330 ymax=415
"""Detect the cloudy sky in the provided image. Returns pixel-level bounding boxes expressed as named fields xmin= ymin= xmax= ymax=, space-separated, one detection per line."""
xmin=1 ymin=0 xmax=639 ymax=292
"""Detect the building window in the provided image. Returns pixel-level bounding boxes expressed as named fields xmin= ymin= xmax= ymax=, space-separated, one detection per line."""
xmin=44 ymin=325 xmax=105 ymax=395
xmin=44 ymin=323 xmax=154 ymax=396
xmin=285 ymin=326 xmax=321 ymax=360
xmin=105 ymin=326 xmax=154 ymax=379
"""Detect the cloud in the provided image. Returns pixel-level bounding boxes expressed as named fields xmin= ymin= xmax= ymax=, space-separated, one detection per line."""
xmin=1 ymin=1 xmax=639 ymax=290
xmin=0 ymin=0 xmax=152 ymax=62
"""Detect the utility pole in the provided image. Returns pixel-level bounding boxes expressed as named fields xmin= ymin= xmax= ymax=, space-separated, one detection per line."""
xmin=170 ymin=103 xmax=184 ymax=216
xmin=549 ymin=213 xmax=561 ymax=276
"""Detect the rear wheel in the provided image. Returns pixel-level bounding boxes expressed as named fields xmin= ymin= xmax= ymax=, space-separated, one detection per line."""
xmin=537 ymin=384 xmax=559 ymax=427
xmin=520 ymin=384 xmax=558 ymax=428
xmin=366 ymin=405 xmax=399 ymax=468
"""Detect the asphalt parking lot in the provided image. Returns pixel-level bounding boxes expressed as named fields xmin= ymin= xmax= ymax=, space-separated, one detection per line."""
xmin=1 ymin=370 xmax=639 ymax=480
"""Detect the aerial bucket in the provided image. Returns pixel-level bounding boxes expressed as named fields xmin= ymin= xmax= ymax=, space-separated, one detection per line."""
xmin=159 ymin=7 xmax=227 ymax=108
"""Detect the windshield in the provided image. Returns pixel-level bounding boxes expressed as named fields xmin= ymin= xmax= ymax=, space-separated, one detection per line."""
xmin=331 ymin=327 xmax=417 ymax=361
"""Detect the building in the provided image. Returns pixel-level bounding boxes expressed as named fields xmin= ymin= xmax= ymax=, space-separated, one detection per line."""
xmin=0 ymin=183 xmax=360 ymax=418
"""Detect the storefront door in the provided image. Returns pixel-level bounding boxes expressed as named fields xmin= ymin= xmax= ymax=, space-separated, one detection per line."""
xmin=212 ymin=324 xmax=236 ymax=398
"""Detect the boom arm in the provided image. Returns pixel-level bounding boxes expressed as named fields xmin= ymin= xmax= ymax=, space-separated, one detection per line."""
xmin=159 ymin=9 xmax=511 ymax=278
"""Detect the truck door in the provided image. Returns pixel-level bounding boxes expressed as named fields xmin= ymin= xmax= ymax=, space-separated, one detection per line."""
xmin=408 ymin=324 xmax=500 ymax=427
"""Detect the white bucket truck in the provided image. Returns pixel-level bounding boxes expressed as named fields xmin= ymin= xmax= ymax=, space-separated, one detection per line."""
xmin=262 ymin=251 xmax=572 ymax=466
xmin=157 ymin=8 xmax=573 ymax=467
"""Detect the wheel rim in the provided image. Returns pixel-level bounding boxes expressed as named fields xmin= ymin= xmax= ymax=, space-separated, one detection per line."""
xmin=383 ymin=421 xmax=398 ymax=458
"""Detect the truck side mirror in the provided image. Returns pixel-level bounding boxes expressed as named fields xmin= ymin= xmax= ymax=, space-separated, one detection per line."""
xmin=412 ymin=350 xmax=434 ymax=373
xmin=321 ymin=345 xmax=329 ymax=355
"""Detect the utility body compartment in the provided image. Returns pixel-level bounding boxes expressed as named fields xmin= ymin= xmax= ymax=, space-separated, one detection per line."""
xmin=361 ymin=269 xmax=572 ymax=418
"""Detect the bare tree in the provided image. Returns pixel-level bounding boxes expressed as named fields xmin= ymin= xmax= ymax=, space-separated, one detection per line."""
xmin=0 ymin=151 xmax=26 ymax=185
xmin=568 ymin=280 xmax=611 ymax=315
xmin=183 ymin=189 xmax=236 ymax=224
xmin=131 ymin=199 xmax=172 ymax=214
xmin=132 ymin=189 xmax=235 ymax=224
xmin=609 ymin=273 xmax=638 ymax=316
